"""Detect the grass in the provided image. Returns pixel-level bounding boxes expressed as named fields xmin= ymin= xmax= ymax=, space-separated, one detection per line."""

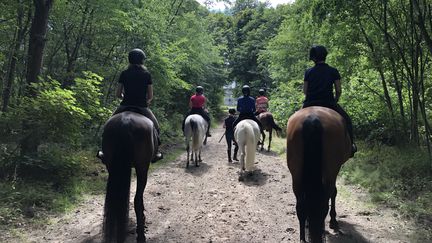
xmin=340 ymin=141 xmax=432 ymax=241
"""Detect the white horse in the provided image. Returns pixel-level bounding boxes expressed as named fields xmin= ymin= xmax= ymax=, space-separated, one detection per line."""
xmin=234 ymin=119 xmax=261 ymax=179
xmin=184 ymin=114 xmax=208 ymax=167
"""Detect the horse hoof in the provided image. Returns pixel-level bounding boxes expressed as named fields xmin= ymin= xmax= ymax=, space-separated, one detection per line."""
xmin=238 ymin=175 xmax=244 ymax=181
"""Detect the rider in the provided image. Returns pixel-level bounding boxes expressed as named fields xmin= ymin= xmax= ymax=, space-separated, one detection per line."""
xmin=303 ymin=45 xmax=356 ymax=156
xmin=255 ymin=88 xmax=269 ymax=115
xmin=224 ymin=108 xmax=239 ymax=162
xmin=232 ymin=85 xmax=265 ymax=143
xmin=112 ymin=48 xmax=163 ymax=162
xmin=182 ymin=86 xmax=211 ymax=137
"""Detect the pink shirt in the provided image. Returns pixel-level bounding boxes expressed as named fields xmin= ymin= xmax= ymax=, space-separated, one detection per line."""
xmin=255 ymin=96 xmax=268 ymax=113
xmin=190 ymin=94 xmax=206 ymax=108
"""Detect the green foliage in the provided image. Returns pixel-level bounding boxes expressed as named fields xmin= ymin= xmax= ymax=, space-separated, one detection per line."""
xmin=341 ymin=142 xmax=432 ymax=236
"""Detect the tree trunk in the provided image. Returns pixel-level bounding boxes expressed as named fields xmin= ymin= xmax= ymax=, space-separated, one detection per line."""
xmin=2 ymin=1 xmax=30 ymax=112
xmin=25 ymin=0 xmax=53 ymax=89
xmin=21 ymin=0 xmax=54 ymax=156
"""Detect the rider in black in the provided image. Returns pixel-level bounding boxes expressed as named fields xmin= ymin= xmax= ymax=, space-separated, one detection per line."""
xmin=303 ymin=45 xmax=356 ymax=156
xmin=224 ymin=108 xmax=239 ymax=162
xmin=109 ymin=48 xmax=163 ymax=162
xmin=232 ymin=85 xmax=265 ymax=144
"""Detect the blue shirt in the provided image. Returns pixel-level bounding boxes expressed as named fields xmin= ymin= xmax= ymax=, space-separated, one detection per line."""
xmin=304 ymin=63 xmax=341 ymax=103
xmin=237 ymin=96 xmax=256 ymax=114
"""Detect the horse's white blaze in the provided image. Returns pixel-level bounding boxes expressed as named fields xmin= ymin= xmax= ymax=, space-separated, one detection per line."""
xmin=184 ymin=114 xmax=208 ymax=164
xmin=234 ymin=119 xmax=260 ymax=171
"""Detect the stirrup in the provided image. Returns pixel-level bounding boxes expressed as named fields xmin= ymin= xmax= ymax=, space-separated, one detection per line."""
xmin=96 ymin=150 xmax=104 ymax=160
xmin=152 ymin=152 xmax=163 ymax=163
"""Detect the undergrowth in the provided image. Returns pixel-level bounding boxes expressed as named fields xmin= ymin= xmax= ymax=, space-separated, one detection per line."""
xmin=340 ymin=141 xmax=432 ymax=241
xmin=0 ymin=148 xmax=107 ymax=229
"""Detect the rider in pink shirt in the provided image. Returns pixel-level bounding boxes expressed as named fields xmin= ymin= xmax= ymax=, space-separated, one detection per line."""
xmin=182 ymin=86 xmax=211 ymax=137
xmin=255 ymin=88 xmax=269 ymax=115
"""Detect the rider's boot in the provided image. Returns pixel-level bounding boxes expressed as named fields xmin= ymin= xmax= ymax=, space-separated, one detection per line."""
xmin=350 ymin=143 xmax=357 ymax=158
xmin=152 ymin=135 xmax=164 ymax=163
xmin=227 ymin=150 xmax=232 ymax=162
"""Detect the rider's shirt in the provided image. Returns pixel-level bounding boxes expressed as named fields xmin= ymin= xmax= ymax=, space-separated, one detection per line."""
xmin=190 ymin=94 xmax=206 ymax=109
xmin=255 ymin=96 xmax=269 ymax=113
xmin=304 ymin=63 xmax=341 ymax=104
xmin=237 ymin=96 xmax=256 ymax=114
xmin=119 ymin=65 xmax=152 ymax=107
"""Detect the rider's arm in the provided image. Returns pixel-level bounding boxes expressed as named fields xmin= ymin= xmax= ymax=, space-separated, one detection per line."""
xmin=147 ymin=84 xmax=154 ymax=105
xmin=334 ymin=79 xmax=342 ymax=102
xmin=116 ymin=83 xmax=124 ymax=99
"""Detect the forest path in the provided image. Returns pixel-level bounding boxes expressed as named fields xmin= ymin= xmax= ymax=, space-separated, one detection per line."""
xmin=3 ymin=126 xmax=415 ymax=243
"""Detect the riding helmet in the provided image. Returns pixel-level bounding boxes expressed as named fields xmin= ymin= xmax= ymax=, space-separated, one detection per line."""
xmin=242 ymin=85 xmax=251 ymax=96
xmin=196 ymin=86 xmax=204 ymax=94
xmin=309 ymin=45 xmax=327 ymax=62
xmin=128 ymin=48 xmax=146 ymax=64
xmin=259 ymin=88 xmax=265 ymax=95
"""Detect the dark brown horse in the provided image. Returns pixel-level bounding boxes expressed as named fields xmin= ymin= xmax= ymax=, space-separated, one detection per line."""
xmin=257 ymin=111 xmax=282 ymax=151
xmin=286 ymin=106 xmax=352 ymax=243
xmin=101 ymin=111 xmax=158 ymax=243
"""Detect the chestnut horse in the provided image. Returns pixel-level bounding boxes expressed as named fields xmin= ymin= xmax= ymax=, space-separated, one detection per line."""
xmin=257 ymin=111 xmax=282 ymax=151
xmin=286 ymin=106 xmax=352 ymax=243
xmin=101 ymin=111 xmax=158 ymax=243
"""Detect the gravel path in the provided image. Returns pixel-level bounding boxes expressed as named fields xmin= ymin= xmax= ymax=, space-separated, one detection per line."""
xmin=2 ymin=126 xmax=416 ymax=243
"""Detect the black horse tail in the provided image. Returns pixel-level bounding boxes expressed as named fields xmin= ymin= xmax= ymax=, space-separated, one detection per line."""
xmin=302 ymin=115 xmax=326 ymax=242
xmin=270 ymin=116 xmax=282 ymax=135
xmin=103 ymin=123 xmax=133 ymax=243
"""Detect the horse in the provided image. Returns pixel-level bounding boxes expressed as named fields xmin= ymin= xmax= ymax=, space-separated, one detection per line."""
xmin=101 ymin=111 xmax=158 ymax=243
xmin=286 ymin=106 xmax=352 ymax=243
xmin=234 ymin=119 xmax=261 ymax=180
xmin=257 ymin=111 xmax=282 ymax=151
xmin=184 ymin=114 xmax=208 ymax=167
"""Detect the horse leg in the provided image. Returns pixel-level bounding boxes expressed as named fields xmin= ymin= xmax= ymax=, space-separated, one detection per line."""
xmin=268 ymin=128 xmax=272 ymax=152
xmin=260 ymin=132 xmax=265 ymax=151
xmin=186 ymin=144 xmax=190 ymax=168
xmin=296 ymin=196 xmax=307 ymax=243
xmin=198 ymin=148 xmax=202 ymax=163
xmin=134 ymin=164 xmax=149 ymax=243
xmin=329 ymin=186 xmax=339 ymax=230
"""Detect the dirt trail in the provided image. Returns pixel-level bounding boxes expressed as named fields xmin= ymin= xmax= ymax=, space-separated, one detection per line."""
xmin=2 ymin=127 xmax=416 ymax=243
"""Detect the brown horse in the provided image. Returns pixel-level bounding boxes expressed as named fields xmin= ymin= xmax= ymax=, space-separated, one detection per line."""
xmin=286 ymin=106 xmax=352 ymax=243
xmin=257 ymin=111 xmax=282 ymax=151
xmin=101 ymin=111 xmax=158 ymax=243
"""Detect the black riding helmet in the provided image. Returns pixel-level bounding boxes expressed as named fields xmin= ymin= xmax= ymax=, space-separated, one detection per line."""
xmin=196 ymin=86 xmax=204 ymax=94
xmin=259 ymin=88 xmax=265 ymax=96
xmin=128 ymin=48 xmax=146 ymax=64
xmin=309 ymin=45 xmax=327 ymax=62
xmin=242 ymin=85 xmax=250 ymax=96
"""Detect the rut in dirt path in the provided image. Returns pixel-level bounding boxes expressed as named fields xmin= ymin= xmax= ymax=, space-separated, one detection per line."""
xmin=6 ymin=126 xmax=416 ymax=243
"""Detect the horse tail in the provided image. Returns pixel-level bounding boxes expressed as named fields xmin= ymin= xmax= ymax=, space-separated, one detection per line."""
xmin=244 ymin=124 xmax=256 ymax=171
xmin=302 ymin=115 xmax=325 ymax=241
xmin=103 ymin=124 xmax=132 ymax=243
xmin=270 ymin=116 xmax=283 ymax=135
xmin=190 ymin=118 xmax=200 ymax=150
